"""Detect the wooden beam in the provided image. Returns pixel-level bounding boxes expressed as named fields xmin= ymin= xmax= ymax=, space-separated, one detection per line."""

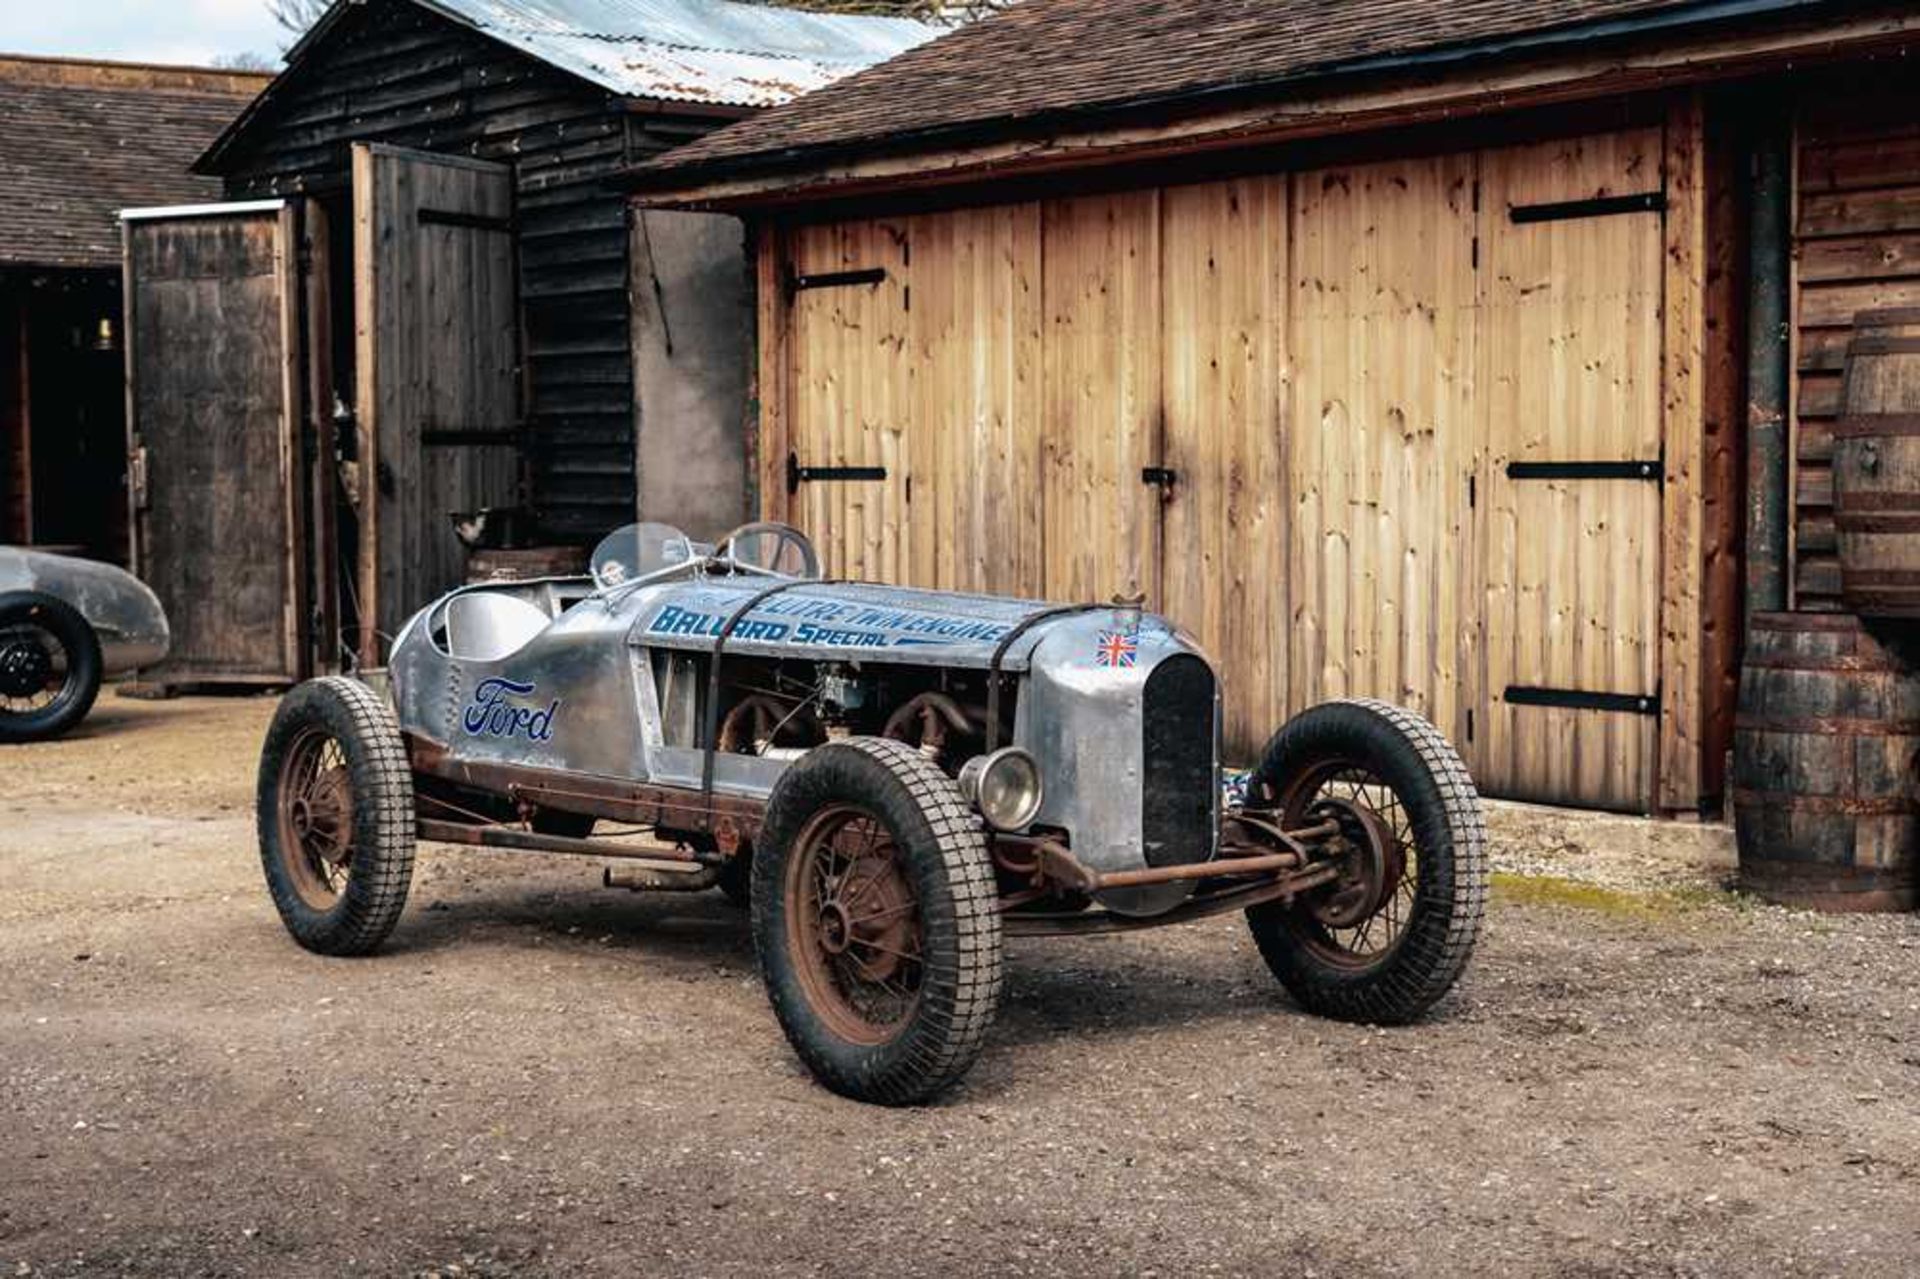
xmin=1698 ymin=95 xmax=1750 ymax=812
xmin=2 ymin=284 xmax=30 ymax=545
xmin=304 ymin=200 xmax=341 ymax=675
xmin=1659 ymin=91 xmax=1708 ymax=814
xmin=352 ymin=142 xmax=381 ymax=670
xmin=640 ymin=12 xmax=1920 ymax=212
xmin=753 ymin=224 xmax=792 ymax=524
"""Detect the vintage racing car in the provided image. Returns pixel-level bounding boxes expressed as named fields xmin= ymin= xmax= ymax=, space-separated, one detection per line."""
xmin=256 ymin=522 xmax=1486 ymax=1104
xmin=1 ymin=547 xmax=170 ymax=742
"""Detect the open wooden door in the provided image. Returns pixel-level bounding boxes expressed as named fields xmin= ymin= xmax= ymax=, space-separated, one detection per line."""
xmin=353 ymin=143 xmax=520 ymax=665
xmin=123 ymin=201 xmax=304 ymax=684
xmin=1475 ymin=129 xmax=1667 ymax=812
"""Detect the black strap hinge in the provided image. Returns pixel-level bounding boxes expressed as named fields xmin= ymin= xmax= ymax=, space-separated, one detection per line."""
xmin=786 ymin=452 xmax=887 ymax=495
xmin=789 ymin=267 xmax=887 ymax=295
xmin=1507 ymin=459 xmax=1663 ymax=483
xmin=1509 ymin=192 xmax=1666 ymax=224
xmin=1505 ymin=686 xmax=1661 ymax=716
xmin=418 ymin=208 xmax=515 ymax=234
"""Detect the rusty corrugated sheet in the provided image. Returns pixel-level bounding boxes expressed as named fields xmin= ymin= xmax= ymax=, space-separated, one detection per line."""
xmin=419 ymin=0 xmax=938 ymax=107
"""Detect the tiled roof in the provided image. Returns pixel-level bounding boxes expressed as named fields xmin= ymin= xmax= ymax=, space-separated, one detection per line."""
xmin=637 ymin=0 xmax=1831 ymax=181
xmin=0 ymin=56 xmax=266 ymax=270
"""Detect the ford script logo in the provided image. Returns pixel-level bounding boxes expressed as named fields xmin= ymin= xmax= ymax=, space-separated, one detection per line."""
xmin=462 ymin=677 xmax=560 ymax=742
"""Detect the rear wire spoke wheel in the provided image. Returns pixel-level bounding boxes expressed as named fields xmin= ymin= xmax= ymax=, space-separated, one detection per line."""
xmin=754 ymin=738 xmax=1002 ymax=1105
xmin=1245 ymin=699 xmax=1486 ymax=1024
xmin=0 ymin=591 xmax=102 ymax=743
xmin=257 ymin=677 xmax=417 ymax=956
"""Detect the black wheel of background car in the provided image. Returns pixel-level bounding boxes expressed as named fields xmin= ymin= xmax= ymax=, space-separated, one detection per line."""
xmin=753 ymin=737 xmax=1003 ymax=1105
xmin=0 ymin=591 xmax=102 ymax=744
xmin=256 ymin=677 xmax=417 ymax=957
xmin=1244 ymin=698 xmax=1486 ymax=1025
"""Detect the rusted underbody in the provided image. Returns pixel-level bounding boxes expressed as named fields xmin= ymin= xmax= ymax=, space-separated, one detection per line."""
xmin=404 ymin=735 xmax=1362 ymax=937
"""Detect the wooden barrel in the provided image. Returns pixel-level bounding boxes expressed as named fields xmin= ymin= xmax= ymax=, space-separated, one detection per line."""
xmin=464 ymin=545 xmax=587 ymax=583
xmin=1732 ymin=612 xmax=1920 ymax=912
xmin=1834 ymin=307 xmax=1920 ymax=616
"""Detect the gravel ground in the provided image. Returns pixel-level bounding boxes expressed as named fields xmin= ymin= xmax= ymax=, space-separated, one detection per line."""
xmin=4 ymin=695 xmax=1918 ymax=1278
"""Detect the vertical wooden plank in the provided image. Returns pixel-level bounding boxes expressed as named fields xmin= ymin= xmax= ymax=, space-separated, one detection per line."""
xmin=1161 ymin=175 xmax=1290 ymax=756
xmin=303 ymin=201 xmax=341 ymax=674
xmin=1661 ymin=94 xmax=1708 ymax=813
xmin=277 ymin=202 xmax=308 ymax=679
xmin=116 ymin=222 xmax=136 ymax=569
xmin=1040 ymin=190 xmax=1162 ymax=605
xmin=1008 ymin=202 xmax=1045 ymax=600
xmin=754 ymin=225 xmax=793 ymax=525
xmin=352 ymin=143 xmax=381 ymax=667
xmin=1699 ymin=101 xmax=1747 ymax=811
xmin=1288 ymin=156 xmax=1475 ymax=750
xmin=1478 ymin=127 xmax=1666 ymax=811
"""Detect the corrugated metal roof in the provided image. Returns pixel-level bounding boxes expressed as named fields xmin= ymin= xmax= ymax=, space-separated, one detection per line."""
xmin=414 ymin=0 xmax=939 ymax=107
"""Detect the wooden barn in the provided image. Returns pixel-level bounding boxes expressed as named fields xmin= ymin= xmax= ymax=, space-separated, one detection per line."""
xmin=630 ymin=0 xmax=1920 ymax=816
xmin=0 ymin=54 xmax=268 ymax=563
xmin=127 ymin=0 xmax=930 ymax=685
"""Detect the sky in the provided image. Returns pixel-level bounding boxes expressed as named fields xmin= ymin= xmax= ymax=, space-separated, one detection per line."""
xmin=0 ymin=0 xmax=290 ymax=68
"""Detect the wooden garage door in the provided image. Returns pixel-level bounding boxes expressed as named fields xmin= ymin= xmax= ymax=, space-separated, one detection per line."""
xmin=1475 ymin=129 xmax=1667 ymax=811
xmin=783 ymin=218 xmax=913 ymax=584
xmin=353 ymin=143 xmax=520 ymax=665
xmin=1038 ymin=192 xmax=1164 ymax=605
xmin=1286 ymin=154 xmax=1480 ymax=752
xmin=124 ymin=202 xmax=302 ymax=683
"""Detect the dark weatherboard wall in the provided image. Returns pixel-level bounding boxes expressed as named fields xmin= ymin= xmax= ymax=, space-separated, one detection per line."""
xmin=201 ymin=0 xmax=745 ymax=541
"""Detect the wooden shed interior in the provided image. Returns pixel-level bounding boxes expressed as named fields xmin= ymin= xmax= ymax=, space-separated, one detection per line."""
xmin=126 ymin=0 xmax=930 ymax=684
xmin=633 ymin=0 xmax=1920 ymax=816
xmin=0 ymin=54 xmax=267 ymax=563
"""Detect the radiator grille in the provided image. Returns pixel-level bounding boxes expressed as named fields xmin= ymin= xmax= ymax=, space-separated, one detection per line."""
xmin=1141 ymin=655 xmax=1217 ymax=867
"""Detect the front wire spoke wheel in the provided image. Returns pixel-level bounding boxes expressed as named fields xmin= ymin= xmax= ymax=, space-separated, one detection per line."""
xmin=278 ymin=728 xmax=358 ymax=907
xmin=1283 ymin=765 xmax=1419 ymax=968
xmin=257 ymin=677 xmax=417 ymax=957
xmin=1245 ymin=699 xmax=1486 ymax=1025
xmin=787 ymin=804 xmax=925 ymax=1045
xmin=754 ymin=738 xmax=1003 ymax=1106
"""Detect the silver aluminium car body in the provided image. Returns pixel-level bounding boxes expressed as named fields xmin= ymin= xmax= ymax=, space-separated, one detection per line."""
xmin=388 ymin=553 xmax=1221 ymax=916
xmin=0 ymin=547 xmax=170 ymax=673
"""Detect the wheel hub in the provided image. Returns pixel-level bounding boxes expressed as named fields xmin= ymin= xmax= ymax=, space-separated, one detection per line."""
xmin=820 ymin=858 xmax=915 ymax=983
xmin=1305 ymin=796 xmax=1402 ymax=929
xmin=0 ymin=637 xmax=53 ymax=699
xmin=292 ymin=764 xmax=353 ymax=866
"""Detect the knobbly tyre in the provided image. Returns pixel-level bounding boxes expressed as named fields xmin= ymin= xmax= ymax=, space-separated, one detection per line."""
xmin=256 ymin=521 xmax=1487 ymax=1104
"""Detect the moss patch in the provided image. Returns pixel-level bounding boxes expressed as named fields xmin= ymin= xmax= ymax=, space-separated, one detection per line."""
xmin=1491 ymin=872 xmax=1741 ymax=921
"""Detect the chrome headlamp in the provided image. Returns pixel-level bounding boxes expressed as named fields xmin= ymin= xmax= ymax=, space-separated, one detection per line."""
xmin=958 ymin=747 xmax=1044 ymax=832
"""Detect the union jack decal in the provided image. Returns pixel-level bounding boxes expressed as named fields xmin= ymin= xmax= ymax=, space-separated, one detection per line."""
xmin=1095 ymin=630 xmax=1138 ymax=668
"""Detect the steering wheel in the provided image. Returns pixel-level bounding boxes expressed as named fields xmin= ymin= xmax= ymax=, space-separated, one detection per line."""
xmin=715 ymin=522 xmax=821 ymax=580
